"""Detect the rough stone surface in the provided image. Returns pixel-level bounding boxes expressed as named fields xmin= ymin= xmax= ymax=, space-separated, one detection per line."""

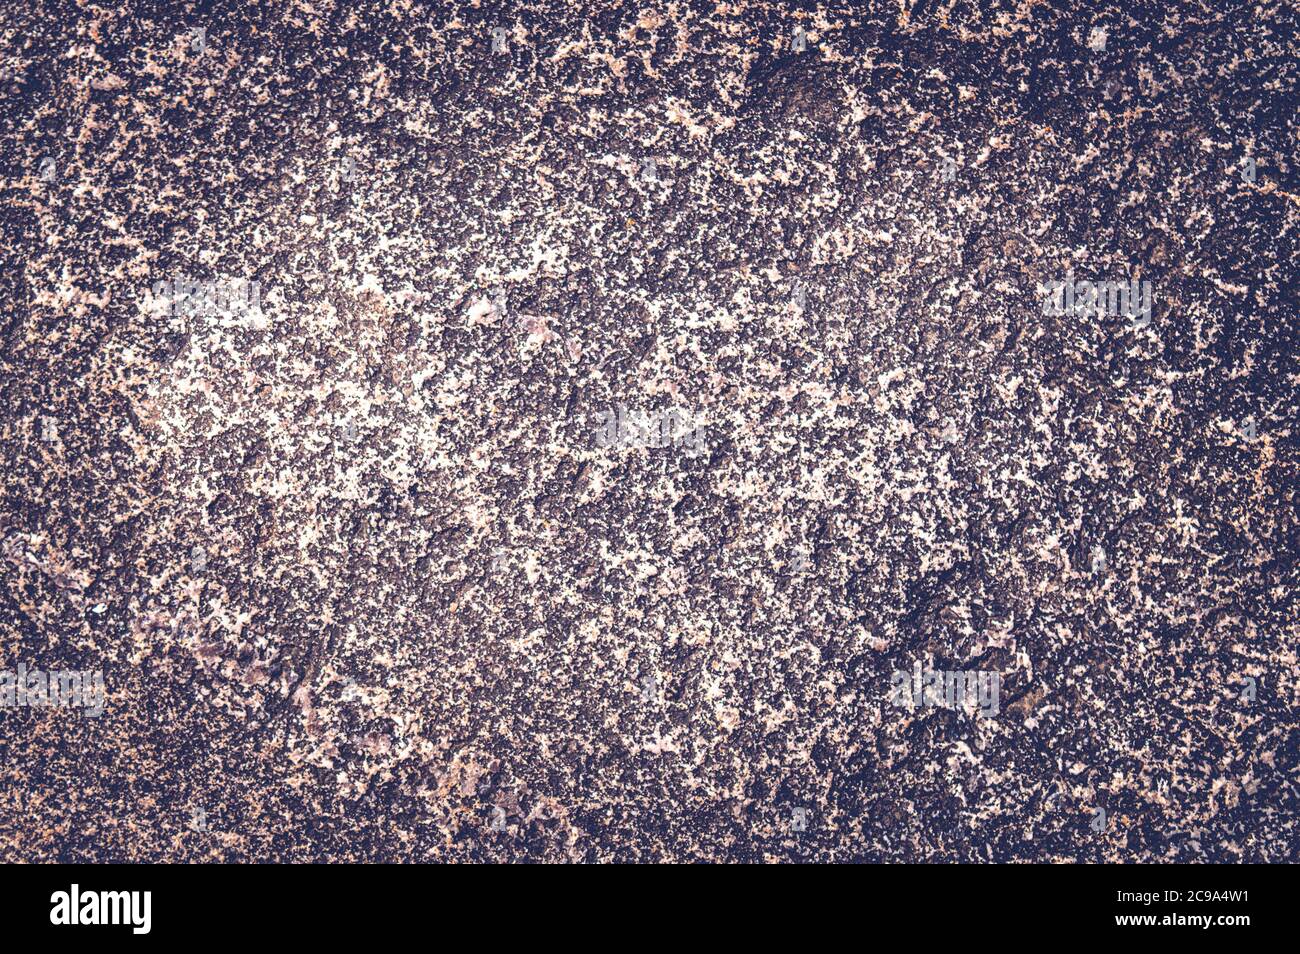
xmin=1 ymin=1 xmax=1296 ymax=862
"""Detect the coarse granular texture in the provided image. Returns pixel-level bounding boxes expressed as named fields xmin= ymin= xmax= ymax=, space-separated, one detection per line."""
xmin=0 ymin=0 xmax=1296 ymax=862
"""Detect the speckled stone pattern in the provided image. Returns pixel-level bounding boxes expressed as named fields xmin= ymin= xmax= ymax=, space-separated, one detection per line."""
xmin=1 ymin=0 xmax=1295 ymax=864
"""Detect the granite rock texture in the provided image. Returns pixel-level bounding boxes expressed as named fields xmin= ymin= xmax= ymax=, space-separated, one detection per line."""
xmin=0 ymin=1 xmax=1296 ymax=862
